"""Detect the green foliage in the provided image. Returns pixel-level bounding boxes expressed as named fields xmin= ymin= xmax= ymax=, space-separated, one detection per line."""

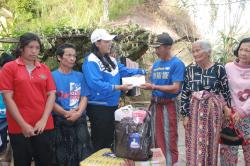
xmin=0 ymin=24 xmax=151 ymax=70
xmin=212 ymin=31 xmax=238 ymax=64
xmin=43 ymin=56 xmax=59 ymax=71
xmin=0 ymin=0 xmax=144 ymax=38
xmin=110 ymin=24 xmax=152 ymax=61
xmin=2 ymin=0 xmax=42 ymax=36
xmin=1 ymin=0 xmax=103 ymax=36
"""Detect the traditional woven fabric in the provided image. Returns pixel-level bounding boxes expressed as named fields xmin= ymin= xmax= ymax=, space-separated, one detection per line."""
xmin=52 ymin=116 xmax=93 ymax=166
xmin=185 ymin=91 xmax=224 ymax=166
xmin=220 ymin=117 xmax=250 ymax=166
xmin=220 ymin=144 xmax=250 ymax=166
xmin=149 ymin=97 xmax=178 ymax=165
xmin=236 ymin=118 xmax=250 ymax=142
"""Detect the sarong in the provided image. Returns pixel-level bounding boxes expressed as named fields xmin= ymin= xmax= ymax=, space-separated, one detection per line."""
xmin=185 ymin=90 xmax=225 ymax=166
xmin=52 ymin=115 xmax=93 ymax=166
xmin=220 ymin=116 xmax=250 ymax=165
xmin=149 ymin=97 xmax=178 ymax=165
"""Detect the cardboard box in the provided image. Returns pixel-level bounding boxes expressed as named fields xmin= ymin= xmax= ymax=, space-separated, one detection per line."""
xmin=134 ymin=148 xmax=166 ymax=166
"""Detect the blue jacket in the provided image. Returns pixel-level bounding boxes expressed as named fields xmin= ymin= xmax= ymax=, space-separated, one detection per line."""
xmin=82 ymin=53 xmax=146 ymax=106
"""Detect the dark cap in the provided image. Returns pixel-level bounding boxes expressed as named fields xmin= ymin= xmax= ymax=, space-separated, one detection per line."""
xmin=151 ymin=33 xmax=173 ymax=47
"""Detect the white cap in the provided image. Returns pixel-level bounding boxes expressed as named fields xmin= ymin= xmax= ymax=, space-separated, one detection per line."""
xmin=90 ymin=29 xmax=116 ymax=43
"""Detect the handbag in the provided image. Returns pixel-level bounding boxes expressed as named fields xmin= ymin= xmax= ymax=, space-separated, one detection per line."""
xmin=112 ymin=111 xmax=152 ymax=161
xmin=220 ymin=127 xmax=244 ymax=145
xmin=220 ymin=110 xmax=247 ymax=146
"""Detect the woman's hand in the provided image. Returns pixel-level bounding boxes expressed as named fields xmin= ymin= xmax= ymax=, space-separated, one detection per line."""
xmin=34 ymin=117 xmax=48 ymax=135
xmin=223 ymin=106 xmax=232 ymax=118
xmin=115 ymin=84 xmax=133 ymax=91
xmin=232 ymin=112 xmax=241 ymax=124
xmin=21 ymin=123 xmax=36 ymax=137
xmin=183 ymin=117 xmax=189 ymax=130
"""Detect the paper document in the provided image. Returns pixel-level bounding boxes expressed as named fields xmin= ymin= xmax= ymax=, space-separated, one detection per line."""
xmin=122 ymin=75 xmax=146 ymax=87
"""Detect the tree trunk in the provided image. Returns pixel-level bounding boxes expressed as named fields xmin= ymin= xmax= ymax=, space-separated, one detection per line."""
xmin=103 ymin=0 xmax=109 ymax=22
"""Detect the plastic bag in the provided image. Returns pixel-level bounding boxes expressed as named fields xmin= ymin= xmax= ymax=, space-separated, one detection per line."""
xmin=112 ymin=111 xmax=152 ymax=161
xmin=114 ymin=105 xmax=133 ymax=121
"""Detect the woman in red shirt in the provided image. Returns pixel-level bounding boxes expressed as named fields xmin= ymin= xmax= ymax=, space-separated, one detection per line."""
xmin=0 ymin=33 xmax=56 ymax=166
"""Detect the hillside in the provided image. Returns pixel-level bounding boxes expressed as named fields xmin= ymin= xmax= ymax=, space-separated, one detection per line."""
xmin=108 ymin=0 xmax=198 ymax=65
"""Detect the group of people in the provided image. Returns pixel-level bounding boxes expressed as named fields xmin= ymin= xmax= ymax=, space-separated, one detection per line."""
xmin=141 ymin=33 xmax=250 ymax=166
xmin=140 ymin=34 xmax=250 ymax=166
xmin=180 ymin=38 xmax=250 ymax=166
xmin=0 ymin=28 xmax=249 ymax=166
xmin=0 ymin=29 xmax=146 ymax=166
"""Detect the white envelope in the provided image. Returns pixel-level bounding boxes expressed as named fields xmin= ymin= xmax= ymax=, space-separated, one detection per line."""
xmin=122 ymin=75 xmax=146 ymax=87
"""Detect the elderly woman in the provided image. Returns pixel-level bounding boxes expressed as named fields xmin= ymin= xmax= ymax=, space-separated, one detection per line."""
xmin=180 ymin=40 xmax=231 ymax=166
xmin=220 ymin=37 xmax=250 ymax=165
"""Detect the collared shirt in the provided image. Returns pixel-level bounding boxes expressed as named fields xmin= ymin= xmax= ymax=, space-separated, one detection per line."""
xmin=0 ymin=57 xmax=56 ymax=133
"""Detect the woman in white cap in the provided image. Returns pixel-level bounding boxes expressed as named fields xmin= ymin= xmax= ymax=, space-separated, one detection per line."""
xmin=82 ymin=28 xmax=146 ymax=151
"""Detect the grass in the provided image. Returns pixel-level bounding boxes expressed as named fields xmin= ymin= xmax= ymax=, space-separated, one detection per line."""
xmin=107 ymin=0 xmax=144 ymax=20
xmin=1 ymin=0 xmax=145 ymax=37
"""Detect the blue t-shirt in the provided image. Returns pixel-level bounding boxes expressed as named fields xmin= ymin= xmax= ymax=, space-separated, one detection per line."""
xmin=0 ymin=93 xmax=6 ymax=119
xmin=150 ymin=56 xmax=185 ymax=98
xmin=52 ymin=70 xmax=89 ymax=112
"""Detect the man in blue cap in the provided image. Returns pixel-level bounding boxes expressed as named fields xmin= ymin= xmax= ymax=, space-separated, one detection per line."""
xmin=140 ymin=33 xmax=185 ymax=166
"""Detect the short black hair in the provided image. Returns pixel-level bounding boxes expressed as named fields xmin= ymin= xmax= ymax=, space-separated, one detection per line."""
xmin=55 ymin=43 xmax=76 ymax=57
xmin=13 ymin=32 xmax=43 ymax=58
xmin=0 ymin=52 xmax=15 ymax=67
xmin=234 ymin=38 xmax=250 ymax=57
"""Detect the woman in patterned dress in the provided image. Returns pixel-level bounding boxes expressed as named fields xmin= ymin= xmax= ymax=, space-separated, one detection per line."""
xmin=220 ymin=38 xmax=250 ymax=166
xmin=180 ymin=40 xmax=232 ymax=166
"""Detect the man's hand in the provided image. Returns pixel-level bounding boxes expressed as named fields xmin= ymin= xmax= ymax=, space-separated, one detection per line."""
xmin=139 ymin=83 xmax=154 ymax=90
xmin=64 ymin=109 xmax=82 ymax=122
xmin=64 ymin=110 xmax=74 ymax=119
xmin=66 ymin=111 xmax=82 ymax=122
xmin=21 ymin=123 xmax=36 ymax=137
xmin=183 ymin=117 xmax=189 ymax=130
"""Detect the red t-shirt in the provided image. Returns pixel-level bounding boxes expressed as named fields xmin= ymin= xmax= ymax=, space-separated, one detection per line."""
xmin=0 ymin=58 xmax=56 ymax=133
